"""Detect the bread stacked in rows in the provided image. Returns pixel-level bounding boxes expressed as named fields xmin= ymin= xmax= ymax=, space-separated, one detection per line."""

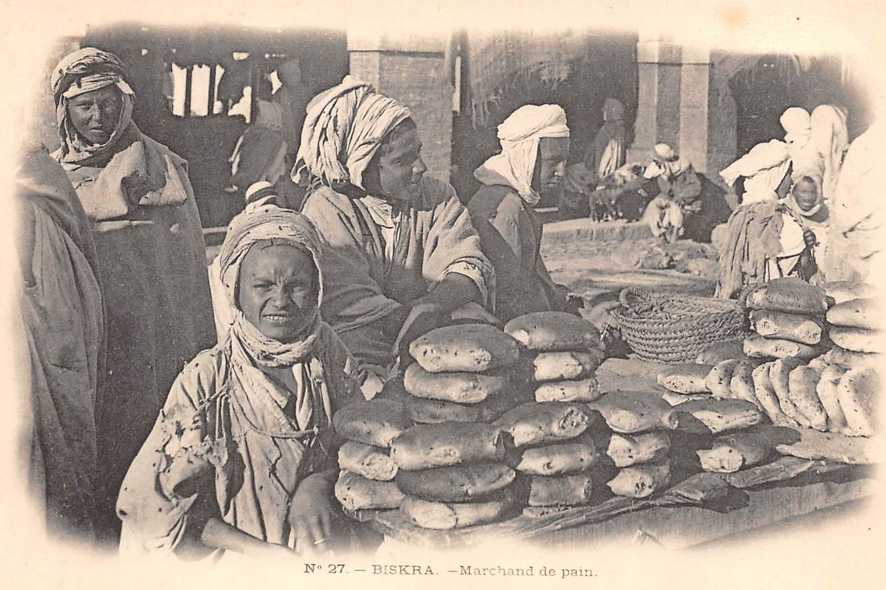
xmin=743 ymin=278 xmax=830 ymax=361
xmin=496 ymin=313 xmax=608 ymax=514
xmin=588 ymin=392 xmax=679 ymax=497
xmin=503 ymin=312 xmax=605 ymax=404
xmin=395 ymin=323 xmax=527 ymax=529
xmin=655 ymin=279 xmax=880 ymax=470
xmin=333 ymin=399 xmax=411 ymax=513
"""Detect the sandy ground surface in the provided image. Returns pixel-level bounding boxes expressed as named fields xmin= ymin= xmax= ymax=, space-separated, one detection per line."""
xmin=542 ymin=236 xmax=719 ymax=305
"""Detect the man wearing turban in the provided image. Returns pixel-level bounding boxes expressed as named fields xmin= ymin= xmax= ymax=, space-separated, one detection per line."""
xmin=50 ymin=47 xmax=215 ymax=540
xmin=295 ymin=76 xmax=494 ymax=373
xmin=468 ymin=104 xmax=576 ymax=321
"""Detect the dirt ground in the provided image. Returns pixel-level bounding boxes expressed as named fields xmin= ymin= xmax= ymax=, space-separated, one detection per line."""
xmin=542 ymin=236 xmax=720 ymax=305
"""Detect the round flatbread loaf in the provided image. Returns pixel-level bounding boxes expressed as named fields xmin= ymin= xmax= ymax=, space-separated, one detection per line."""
xmin=751 ymin=362 xmax=799 ymax=427
xmin=826 ymin=298 xmax=879 ymax=331
xmin=745 ymin=278 xmax=832 ymax=315
xmin=337 ymin=442 xmax=398 ymax=481
xmin=335 ymin=471 xmax=405 ymax=511
xmin=390 ymin=423 xmax=508 ymax=470
xmin=788 ymin=366 xmax=827 ymax=431
xmin=404 ymin=392 xmax=520 ymax=424
xmin=513 ymin=434 xmax=597 ymax=475
xmin=837 ymin=367 xmax=879 ymax=437
xmin=606 ymin=461 xmax=671 ymax=498
xmin=409 ymin=324 xmax=521 ymax=373
xmin=829 ymin=326 xmax=882 ymax=354
xmin=706 ymin=359 xmax=741 ymax=399
xmin=696 ymin=339 xmax=746 ymax=365
xmin=606 ymin=431 xmax=671 ymax=468
xmin=817 ymin=365 xmax=849 ymax=433
xmin=527 ymin=473 xmax=594 ymax=507
xmin=729 ymin=360 xmax=761 ymax=408
xmin=769 ymin=358 xmax=812 ymax=428
xmin=531 ymin=349 xmax=604 ymax=382
xmin=696 ymin=432 xmax=772 ymax=473
xmin=504 ymin=311 xmax=602 ymax=352
xmin=744 ymin=334 xmax=824 ymax=360
xmin=494 ymin=402 xmax=595 ymax=448
xmin=400 ymin=489 xmax=516 ymax=529
xmin=403 ymin=362 xmax=511 ymax=404
xmin=674 ymin=398 xmax=763 ymax=434
xmin=588 ymin=391 xmax=678 ymax=433
xmin=534 ymin=377 xmax=601 ymax=402
xmin=657 ymin=363 xmax=713 ymax=394
xmin=332 ymin=399 xmax=412 ymax=448
xmin=395 ymin=463 xmax=515 ymax=502
xmin=750 ymin=309 xmax=824 ymax=345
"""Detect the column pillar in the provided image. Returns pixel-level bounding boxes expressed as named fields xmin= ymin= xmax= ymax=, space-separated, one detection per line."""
xmin=347 ymin=32 xmax=452 ymax=183
xmin=629 ymin=36 xmax=733 ymax=178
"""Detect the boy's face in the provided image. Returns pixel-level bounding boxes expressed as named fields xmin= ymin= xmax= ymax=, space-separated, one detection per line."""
xmin=793 ymin=180 xmax=820 ymax=211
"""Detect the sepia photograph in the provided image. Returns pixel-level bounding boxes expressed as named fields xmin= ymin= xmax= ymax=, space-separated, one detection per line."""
xmin=2 ymin=1 xmax=884 ymax=587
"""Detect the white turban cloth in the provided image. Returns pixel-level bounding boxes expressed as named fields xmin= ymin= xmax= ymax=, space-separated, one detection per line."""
xmin=292 ymin=75 xmax=413 ymax=191
xmin=474 ymin=104 xmax=570 ymax=206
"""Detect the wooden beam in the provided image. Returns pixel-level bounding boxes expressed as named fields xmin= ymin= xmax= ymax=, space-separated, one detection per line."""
xmin=207 ymin=64 xmax=217 ymax=115
xmin=183 ymin=65 xmax=193 ymax=117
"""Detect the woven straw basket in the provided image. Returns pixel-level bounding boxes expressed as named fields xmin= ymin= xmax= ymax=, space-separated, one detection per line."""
xmin=611 ymin=287 xmax=748 ymax=362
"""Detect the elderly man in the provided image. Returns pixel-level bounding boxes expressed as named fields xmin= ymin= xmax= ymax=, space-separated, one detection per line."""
xmin=468 ymin=104 xmax=575 ymax=322
xmin=295 ymin=76 xmax=494 ymax=374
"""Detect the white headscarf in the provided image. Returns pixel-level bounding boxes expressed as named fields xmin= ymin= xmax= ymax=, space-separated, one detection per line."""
xmin=292 ymin=75 xmax=412 ymax=190
xmin=811 ymin=105 xmax=850 ymax=200
xmin=781 ymin=107 xmax=822 ymax=180
xmin=474 ymin=104 xmax=570 ymax=206
xmin=720 ymin=140 xmax=791 ymax=204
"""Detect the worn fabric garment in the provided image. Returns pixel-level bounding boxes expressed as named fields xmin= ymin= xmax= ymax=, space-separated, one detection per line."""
xmin=584 ymin=98 xmax=627 ymax=181
xmin=17 ymin=147 xmax=104 ymax=542
xmin=52 ymin=48 xmax=216 ymax=538
xmin=781 ymin=107 xmax=821 ymax=181
xmin=301 ymin=175 xmax=494 ymax=368
xmin=118 ymin=206 xmax=361 ymax=557
xmin=229 ymin=121 xmax=288 ymax=191
xmin=273 ymin=83 xmax=312 ymax=160
xmin=720 ymin=140 xmax=791 ymax=204
xmin=467 ymin=184 xmax=567 ymax=322
xmin=716 ymin=201 xmax=785 ymax=298
xmin=824 ymin=121 xmax=884 ymax=282
xmin=811 ymin=105 xmax=850 ymax=200
xmin=116 ymin=323 xmax=360 ymax=557
xmin=474 ymin=104 xmax=570 ymax=207
xmin=292 ymin=76 xmax=412 ymax=191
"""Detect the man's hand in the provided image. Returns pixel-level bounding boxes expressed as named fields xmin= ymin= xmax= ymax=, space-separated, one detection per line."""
xmin=288 ymin=472 xmax=338 ymax=555
xmin=392 ymin=300 xmax=444 ymax=359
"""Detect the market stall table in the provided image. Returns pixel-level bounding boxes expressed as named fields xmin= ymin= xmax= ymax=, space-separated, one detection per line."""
xmin=358 ymin=358 xmax=876 ymax=550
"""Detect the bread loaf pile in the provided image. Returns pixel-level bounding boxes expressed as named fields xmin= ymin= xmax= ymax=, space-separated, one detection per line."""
xmin=495 ymin=401 xmax=598 ymax=514
xmin=655 ymin=280 xmax=880 ymax=467
xmin=392 ymin=323 xmax=527 ymax=529
xmin=333 ymin=399 xmax=411 ymax=513
xmin=588 ymin=392 xmax=679 ymax=498
xmin=743 ymin=278 xmax=830 ymax=361
xmin=496 ymin=312 xmax=609 ymax=514
xmin=503 ymin=312 xmax=605 ymax=404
